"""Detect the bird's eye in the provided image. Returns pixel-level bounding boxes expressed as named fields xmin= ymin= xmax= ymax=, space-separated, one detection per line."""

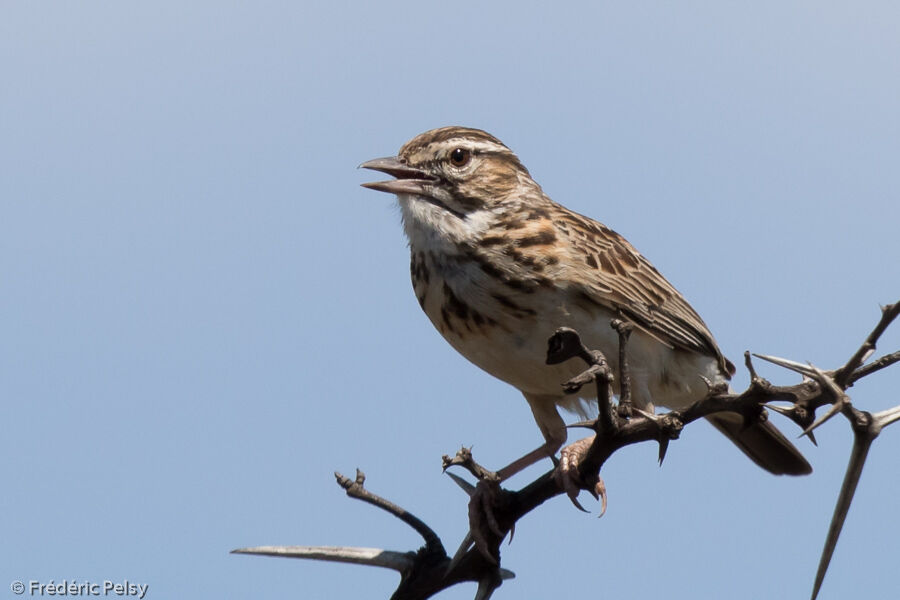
xmin=449 ymin=147 xmax=471 ymax=167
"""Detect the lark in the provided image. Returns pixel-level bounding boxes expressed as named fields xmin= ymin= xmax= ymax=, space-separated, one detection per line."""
xmin=362 ymin=126 xmax=810 ymax=479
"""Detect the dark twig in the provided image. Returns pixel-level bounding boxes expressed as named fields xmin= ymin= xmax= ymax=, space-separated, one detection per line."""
xmin=744 ymin=351 xmax=760 ymax=380
xmin=611 ymin=319 xmax=634 ymax=417
xmin=335 ymin=469 xmax=444 ymax=555
xmin=873 ymin=404 xmax=900 ymax=429
xmin=550 ymin=326 xmax=618 ymax=512
xmin=834 ymin=302 xmax=900 ymax=388
xmin=810 ymin=410 xmax=877 ymax=600
xmin=800 ymin=365 xmax=851 ymax=438
xmin=234 ymin=471 xmax=515 ymax=600
xmin=445 ymin=471 xmax=476 ymax=497
xmin=230 ymin=545 xmax=416 ymax=572
xmin=848 ymin=350 xmax=900 ymax=385
xmin=234 ymin=300 xmax=899 ymax=600
xmin=806 ymin=302 xmax=900 ymax=600
xmin=441 ymin=447 xmax=509 ymax=565
xmin=442 ymin=447 xmax=500 ymax=483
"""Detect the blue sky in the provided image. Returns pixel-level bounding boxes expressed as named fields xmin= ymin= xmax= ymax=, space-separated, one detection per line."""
xmin=2 ymin=2 xmax=899 ymax=599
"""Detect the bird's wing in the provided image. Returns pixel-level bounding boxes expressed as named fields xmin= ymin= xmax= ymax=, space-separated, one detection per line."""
xmin=552 ymin=205 xmax=735 ymax=376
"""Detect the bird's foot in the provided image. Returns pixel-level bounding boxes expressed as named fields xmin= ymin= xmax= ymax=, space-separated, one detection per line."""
xmin=554 ymin=436 xmax=607 ymax=516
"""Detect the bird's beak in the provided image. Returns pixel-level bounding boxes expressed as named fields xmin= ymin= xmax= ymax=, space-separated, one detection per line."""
xmin=359 ymin=156 xmax=433 ymax=195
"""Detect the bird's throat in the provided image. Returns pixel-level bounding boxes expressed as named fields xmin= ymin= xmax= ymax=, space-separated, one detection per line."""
xmin=398 ymin=194 xmax=491 ymax=251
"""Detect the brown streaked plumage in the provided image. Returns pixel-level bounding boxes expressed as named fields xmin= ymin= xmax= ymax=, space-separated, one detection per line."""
xmin=362 ymin=126 xmax=811 ymax=478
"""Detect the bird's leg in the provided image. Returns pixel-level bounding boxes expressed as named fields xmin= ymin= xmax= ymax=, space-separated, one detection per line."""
xmin=495 ymin=440 xmax=562 ymax=482
xmin=546 ymin=328 xmax=618 ymax=513
xmin=445 ymin=398 xmax=567 ymax=563
xmin=493 ymin=394 xmax=569 ymax=482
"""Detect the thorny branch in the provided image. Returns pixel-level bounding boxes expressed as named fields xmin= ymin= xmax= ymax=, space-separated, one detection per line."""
xmin=233 ymin=301 xmax=900 ymax=600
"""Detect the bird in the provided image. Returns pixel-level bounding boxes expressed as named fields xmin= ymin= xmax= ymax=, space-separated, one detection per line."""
xmin=361 ymin=126 xmax=811 ymax=480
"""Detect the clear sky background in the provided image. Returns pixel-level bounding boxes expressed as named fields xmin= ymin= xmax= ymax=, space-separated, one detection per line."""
xmin=2 ymin=3 xmax=899 ymax=599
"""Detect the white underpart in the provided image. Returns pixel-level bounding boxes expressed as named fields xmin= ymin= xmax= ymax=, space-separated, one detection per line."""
xmin=398 ymin=192 xmax=727 ymax=420
xmin=398 ymin=193 xmax=495 ymax=249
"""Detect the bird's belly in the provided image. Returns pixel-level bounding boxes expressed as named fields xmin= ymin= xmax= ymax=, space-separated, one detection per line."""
xmin=441 ymin=315 xmax=580 ymax=397
xmin=415 ymin=280 xmax=554 ymax=389
xmin=415 ymin=270 xmax=724 ymax=413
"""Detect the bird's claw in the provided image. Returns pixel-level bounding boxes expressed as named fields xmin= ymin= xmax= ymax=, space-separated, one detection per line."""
xmin=554 ymin=436 xmax=608 ymax=516
xmin=593 ymin=478 xmax=608 ymax=517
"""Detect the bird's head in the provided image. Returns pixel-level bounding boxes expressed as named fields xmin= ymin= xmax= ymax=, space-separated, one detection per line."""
xmin=360 ymin=126 xmax=536 ymax=221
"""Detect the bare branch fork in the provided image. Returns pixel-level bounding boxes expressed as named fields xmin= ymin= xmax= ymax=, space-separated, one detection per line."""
xmin=233 ymin=301 xmax=900 ymax=600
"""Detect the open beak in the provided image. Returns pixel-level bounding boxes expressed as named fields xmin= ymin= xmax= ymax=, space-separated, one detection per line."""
xmin=359 ymin=156 xmax=433 ymax=195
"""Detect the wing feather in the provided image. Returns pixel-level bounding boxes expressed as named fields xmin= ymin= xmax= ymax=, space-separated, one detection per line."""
xmin=556 ymin=206 xmax=734 ymax=376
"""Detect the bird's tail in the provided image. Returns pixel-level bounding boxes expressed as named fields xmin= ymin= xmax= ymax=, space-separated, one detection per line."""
xmin=707 ymin=412 xmax=812 ymax=476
